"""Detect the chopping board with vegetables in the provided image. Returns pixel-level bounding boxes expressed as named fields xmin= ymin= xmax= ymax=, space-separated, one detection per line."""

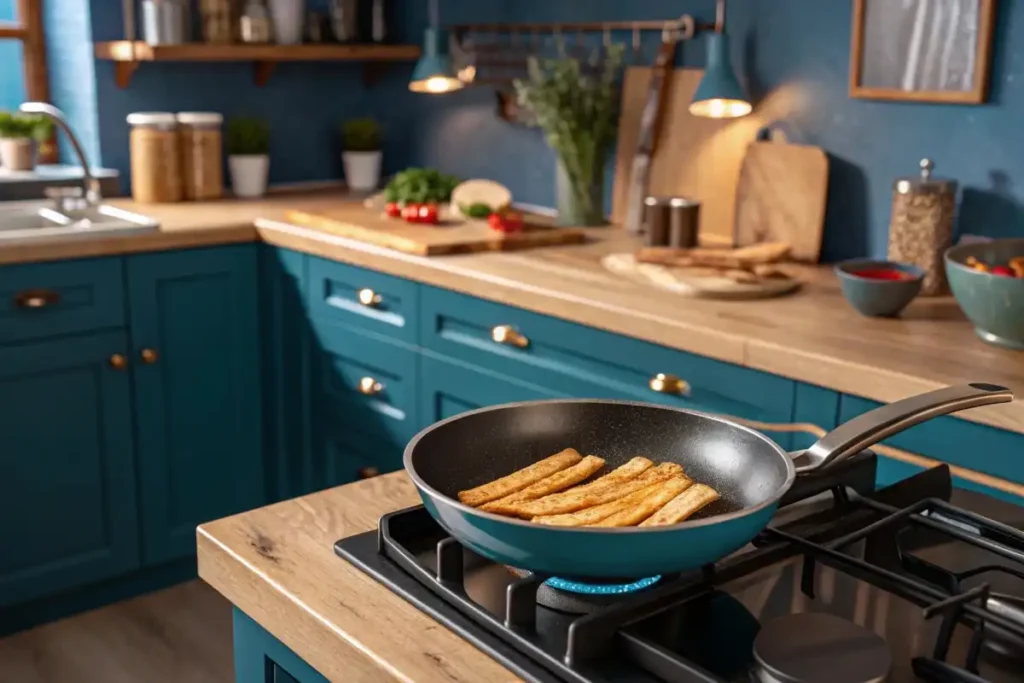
xmin=287 ymin=170 xmax=586 ymax=256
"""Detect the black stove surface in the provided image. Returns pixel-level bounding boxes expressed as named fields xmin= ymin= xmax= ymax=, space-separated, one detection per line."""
xmin=335 ymin=456 xmax=1024 ymax=683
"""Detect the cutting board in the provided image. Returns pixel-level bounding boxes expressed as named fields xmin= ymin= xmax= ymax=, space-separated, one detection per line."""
xmin=611 ymin=68 xmax=764 ymax=245
xmin=734 ymin=133 xmax=829 ymax=262
xmin=601 ymin=253 xmax=801 ymax=300
xmin=285 ymin=205 xmax=586 ymax=256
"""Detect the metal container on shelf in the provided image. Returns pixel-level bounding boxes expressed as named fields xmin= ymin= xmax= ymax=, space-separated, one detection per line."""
xmin=643 ymin=196 xmax=701 ymax=248
xmin=141 ymin=0 xmax=190 ymax=45
xmin=887 ymin=158 xmax=958 ymax=296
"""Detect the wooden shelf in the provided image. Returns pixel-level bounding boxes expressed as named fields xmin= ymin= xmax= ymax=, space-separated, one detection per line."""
xmin=93 ymin=41 xmax=421 ymax=88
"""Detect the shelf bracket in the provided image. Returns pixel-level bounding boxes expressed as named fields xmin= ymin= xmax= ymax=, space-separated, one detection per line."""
xmin=253 ymin=60 xmax=277 ymax=87
xmin=114 ymin=61 xmax=139 ymax=89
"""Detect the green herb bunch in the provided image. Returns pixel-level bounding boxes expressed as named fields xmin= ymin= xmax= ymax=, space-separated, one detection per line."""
xmin=226 ymin=117 xmax=270 ymax=156
xmin=0 ymin=111 xmax=54 ymax=141
xmin=341 ymin=117 xmax=383 ymax=152
xmin=514 ymin=44 xmax=625 ymax=221
xmin=384 ymin=168 xmax=460 ymax=205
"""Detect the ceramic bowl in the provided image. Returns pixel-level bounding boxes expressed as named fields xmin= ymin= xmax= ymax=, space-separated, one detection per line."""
xmin=945 ymin=239 xmax=1024 ymax=350
xmin=834 ymin=259 xmax=925 ymax=318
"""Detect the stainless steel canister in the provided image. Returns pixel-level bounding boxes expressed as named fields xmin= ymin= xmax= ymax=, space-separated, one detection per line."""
xmin=887 ymin=158 xmax=958 ymax=296
xmin=643 ymin=196 xmax=701 ymax=248
xmin=141 ymin=0 xmax=190 ymax=45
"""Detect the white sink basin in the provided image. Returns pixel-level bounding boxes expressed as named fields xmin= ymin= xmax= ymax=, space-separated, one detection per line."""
xmin=0 ymin=201 xmax=159 ymax=244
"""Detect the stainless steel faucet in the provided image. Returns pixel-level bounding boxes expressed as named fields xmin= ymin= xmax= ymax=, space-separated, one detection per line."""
xmin=18 ymin=102 xmax=101 ymax=208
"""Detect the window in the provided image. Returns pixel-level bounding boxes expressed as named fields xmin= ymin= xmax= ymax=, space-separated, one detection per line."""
xmin=1 ymin=0 xmax=52 ymax=159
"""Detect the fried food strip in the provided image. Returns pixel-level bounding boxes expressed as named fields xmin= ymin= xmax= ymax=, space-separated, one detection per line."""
xmin=565 ymin=456 xmax=655 ymax=495
xmin=639 ymin=484 xmax=721 ymax=526
xmin=592 ymin=477 xmax=694 ymax=527
xmin=482 ymin=455 xmax=606 ymax=515
xmin=532 ymin=472 xmax=690 ymax=527
xmin=457 ymin=449 xmax=582 ymax=507
xmin=512 ymin=461 xmax=680 ymax=519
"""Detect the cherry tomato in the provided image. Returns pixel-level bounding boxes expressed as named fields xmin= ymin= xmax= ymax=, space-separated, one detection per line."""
xmin=417 ymin=203 xmax=440 ymax=225
xmin=487 ymin=212 xmax=504 ymax=230
xmin=385 ymin=202 xmax=402 ymax=218
xmin=402 ymin=203 xmax=421 ymax=222
xmin=991 ymin=265 xmax=1015 ymax=277
xmin=503 ymin=211 xmax=523 ymax=232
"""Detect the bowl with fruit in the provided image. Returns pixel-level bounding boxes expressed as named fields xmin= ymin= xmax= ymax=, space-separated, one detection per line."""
xmin=945 ymin=238 xmax=1024 ymax=350
xmin=835 ymin=259 xmax=924 ymax=317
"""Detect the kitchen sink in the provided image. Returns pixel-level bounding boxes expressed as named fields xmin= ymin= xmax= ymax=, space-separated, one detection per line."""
xmin=0 ymin=201 xmax=159 ymax=243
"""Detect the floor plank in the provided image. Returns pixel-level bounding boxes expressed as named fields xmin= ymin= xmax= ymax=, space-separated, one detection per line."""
xmin=0 ymin=581 xmax=233 ymax=683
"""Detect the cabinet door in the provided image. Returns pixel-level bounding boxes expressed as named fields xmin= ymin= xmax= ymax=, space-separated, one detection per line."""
xmin=128 ymin=246 xmax=264 ymax=564
xmin=0 ymin=333 xmax=139 ymax=606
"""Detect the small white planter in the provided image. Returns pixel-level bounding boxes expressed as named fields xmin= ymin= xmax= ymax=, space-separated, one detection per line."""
xmin=0 ymin=138 xmax=36 ymax=171
xmin=342 ymin=150 xmax=382 ymax=192
xmin=268 ymin=0 xmax=306 ymax=45
xmin=229 ymin=154 xmax=270 ymax=198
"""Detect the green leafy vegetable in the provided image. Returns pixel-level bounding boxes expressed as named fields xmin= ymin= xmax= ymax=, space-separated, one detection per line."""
xmin=460 ymin=202 xmax=494 ymax=219
xmin=226 ymin=117 xmax=270 ymax=156
xmin=384 ymin=168 xmax=460 ymax=205
xmin=341 ymin=117 xmax=382 ymax=152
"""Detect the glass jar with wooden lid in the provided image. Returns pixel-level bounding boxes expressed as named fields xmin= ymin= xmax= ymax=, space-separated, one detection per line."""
xmin=127 ymin=112 xmax=182 ymax=204
xmin=177 ymin=112 xmax=224 ymax=201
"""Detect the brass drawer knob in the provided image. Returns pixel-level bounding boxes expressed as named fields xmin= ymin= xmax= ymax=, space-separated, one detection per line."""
xmin=109 ymin=353 xmax=128 ymax=370
xmin=357 ymin=288 xmax=382 ymax=307
xmin=14 ymin=289 xmax=60 ymax=309
xmin=358 ymin=377 xmax=384 ymax=396
xmin=358 ymin=466 xmax=381 ymax=479
xmin=140 ymin=348 xmax=159 ymax=364
xmin=491 ymin=324 xmax=529 ymax=349
xmin=649 ymin=373 xmax=690 ymax=396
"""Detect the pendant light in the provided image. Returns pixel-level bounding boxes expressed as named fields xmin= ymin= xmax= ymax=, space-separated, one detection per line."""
xmin=689 ymin=0 xmax=751 ymax=119
xmin=409 ymin=0 xmax=463 ymax=94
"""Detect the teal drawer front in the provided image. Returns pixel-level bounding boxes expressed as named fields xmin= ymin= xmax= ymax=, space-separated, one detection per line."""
xmin=307 ymin=256 xmax=418 ymax=343
xmin=420 ymin=287 xmax=796 ymax=427
xmin=0 ymin=257 xmax=124 ymax=342
xmin=320 ymin=423 xmax=403 ymax=486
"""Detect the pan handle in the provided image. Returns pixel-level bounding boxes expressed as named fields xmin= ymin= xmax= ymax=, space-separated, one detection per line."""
xmin=792 ymin=383 xmax=1013 ymax=474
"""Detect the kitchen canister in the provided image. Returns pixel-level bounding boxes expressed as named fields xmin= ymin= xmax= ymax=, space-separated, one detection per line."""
xmin=887 ymin=159 xmax=958 ymax=296
xmin=127 ymin=112 xmax=182 ymax=204
xmin=643 ymin=196 xmax=701 ymax=248
xmin=141 ymin=0 xmax=190 ymax=45
xmin=177 ymin=112 xmax=224 ymax=201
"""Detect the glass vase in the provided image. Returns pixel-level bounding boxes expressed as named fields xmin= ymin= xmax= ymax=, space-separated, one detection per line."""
xmin=555 ymin=157 xmax=606 ymax=227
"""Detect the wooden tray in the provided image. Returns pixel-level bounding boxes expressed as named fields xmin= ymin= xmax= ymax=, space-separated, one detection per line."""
xmin=285 ymin=205 xmax=586 ymax=256
xmin=602 ymin=253 xmax=801 ymax=300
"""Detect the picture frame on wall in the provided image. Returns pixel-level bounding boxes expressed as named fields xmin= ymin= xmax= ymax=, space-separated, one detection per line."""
xmin=849 ymin=0 xmax=997 ymax=104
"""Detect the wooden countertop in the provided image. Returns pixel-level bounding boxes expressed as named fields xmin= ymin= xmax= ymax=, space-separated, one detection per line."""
xmin=197 ymin=473 xmax=520 ymax=683
xmin=3 ymin=190 xmax=1023 ymax=434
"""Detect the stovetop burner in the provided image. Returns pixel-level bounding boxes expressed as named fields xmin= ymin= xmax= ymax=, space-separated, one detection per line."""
xmin=335 ymin=456 xmax=1024 ymax=683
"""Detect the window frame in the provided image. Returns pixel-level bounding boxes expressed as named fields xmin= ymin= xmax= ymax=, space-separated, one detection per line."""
xmin=1 ymin=0 xmax=53 ymax=161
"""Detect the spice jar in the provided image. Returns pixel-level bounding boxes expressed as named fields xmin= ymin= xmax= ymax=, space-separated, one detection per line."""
xmin=127 ymin=112 xmax=182 ymax=204
xmin=200 ymin=0 xmax=235 ymax=43
xmin=177 ymin=112 xmax=224 ymax=201
xmin=887 ymin=159 xmax=958 ymax=296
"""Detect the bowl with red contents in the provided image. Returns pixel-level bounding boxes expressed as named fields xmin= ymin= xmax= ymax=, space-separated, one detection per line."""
xmin=834 ymin=259 xmax=925 ymax=318
xmin=945 ymin=239 xmax=1024 ymax=350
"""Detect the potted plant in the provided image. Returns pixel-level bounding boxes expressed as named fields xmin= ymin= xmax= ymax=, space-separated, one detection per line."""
xmin=0 ymin=112 xmax=51 ymax=172
xmin=341 ymin=117 xmax=383 ymax=192
xmin=226 ymin=116 xmax=271 ymax=198
xmin=514 ymin=45 xmax=624 ymax=226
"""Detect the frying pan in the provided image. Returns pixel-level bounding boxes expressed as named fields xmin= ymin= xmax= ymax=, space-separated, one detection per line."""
xmin=404 ymin=383 xmax=1012 ymax=579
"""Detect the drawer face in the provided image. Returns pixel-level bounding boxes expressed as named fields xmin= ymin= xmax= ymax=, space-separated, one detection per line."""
xmin=0 ymin=257 xmax=125 ymax=342
xmin=420 ymin=287 xmax=796 ymax=426
xmin=307 ymin=256 xmax=417 ymax=343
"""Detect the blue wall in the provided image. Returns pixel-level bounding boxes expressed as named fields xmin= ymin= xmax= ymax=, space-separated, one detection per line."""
xmin=57 ymin=0 xmax=1024 ymax=260
xmin=0 ymin=0 xmax=26 ymax=110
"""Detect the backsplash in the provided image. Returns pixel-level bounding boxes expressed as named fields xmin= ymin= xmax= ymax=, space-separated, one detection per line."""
xmin=40 ymin=0 xmax=1024 ymax=260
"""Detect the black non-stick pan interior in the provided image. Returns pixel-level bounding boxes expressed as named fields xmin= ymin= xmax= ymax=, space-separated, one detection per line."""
xmin=407 ymin=401 xmax=793 ymax=519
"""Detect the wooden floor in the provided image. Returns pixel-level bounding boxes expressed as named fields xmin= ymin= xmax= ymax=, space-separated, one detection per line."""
xmin=0 ymin=581 xmax=233 ymax=683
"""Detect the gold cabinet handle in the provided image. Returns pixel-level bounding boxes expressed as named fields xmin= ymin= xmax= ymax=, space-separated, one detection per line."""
xmin=14 ymin=289 xmax=60 ymax=310
xmin=491 ymin=324 xmax=529 ymax=349
xmin=109 ymin=353 xmax=128 ymax=371
xmin=358 ymin=466 xmax=381 ymax=479
xmin=357 ymin=288 xmax=382 ymax=307
xmin=358 ymin=377 xmax=384 ymax=396
xmin=649 ymin=373 xmax=691 ymax=396
xmin=140 ymin=348 xmax=159 ymax=364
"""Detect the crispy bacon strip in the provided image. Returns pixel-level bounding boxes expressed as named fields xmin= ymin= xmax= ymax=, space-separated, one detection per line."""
xmin=457 ymin=449 xmax=582 ymax=507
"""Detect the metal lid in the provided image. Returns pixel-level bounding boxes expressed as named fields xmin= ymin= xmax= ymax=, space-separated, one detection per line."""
xmin=176 ymin=112 xmax=224 ymax=126
xmin=644 ymin=196 xmax=700 ymax=208
xmin=126 ymin=112 xmax=178 ymax=127
xmin=894 ymin=158 xmax=957 ymax=195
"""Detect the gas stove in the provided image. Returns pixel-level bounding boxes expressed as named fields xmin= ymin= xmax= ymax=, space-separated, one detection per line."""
xmin=335 ymin=453 xmax=1024 ymax=683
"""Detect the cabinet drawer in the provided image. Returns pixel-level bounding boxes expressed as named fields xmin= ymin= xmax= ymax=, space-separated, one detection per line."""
xmin=307 ymin=256 xmax=417 ymax=343
xmin=420 ymin=287 xmax=795 ymax=425
xmin=0 ymin=257 xmax=124 ymax=342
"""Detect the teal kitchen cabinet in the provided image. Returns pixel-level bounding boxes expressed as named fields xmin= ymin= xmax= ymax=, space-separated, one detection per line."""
xmin=233 ymin=609 xmax=329 ymax=683
xmin=127 ymin=246 xmax=264 ymax=563
xmin=0 ymin=332 xmax=139 ymax=607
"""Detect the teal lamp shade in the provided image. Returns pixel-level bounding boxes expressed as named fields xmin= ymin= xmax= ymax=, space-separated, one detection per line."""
xmin=409 ymin=28 xmax=464 ymax=94
xmin=689 ymin=32 xmax=752 ymax=118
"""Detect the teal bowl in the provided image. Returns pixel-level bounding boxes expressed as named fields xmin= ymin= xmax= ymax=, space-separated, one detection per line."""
xmin=835 ymin=259 xmax=924 ymax=317
xmin=945 ymin=239 xmax=1024 ymax=350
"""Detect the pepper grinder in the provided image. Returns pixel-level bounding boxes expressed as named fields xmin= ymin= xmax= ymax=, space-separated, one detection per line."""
xmin=886 ymin=158 xmax=958 ymax=296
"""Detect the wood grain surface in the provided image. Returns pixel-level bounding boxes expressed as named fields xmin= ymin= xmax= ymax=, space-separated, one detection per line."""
xmin=734 ymin=138 xmax=829 ymax=262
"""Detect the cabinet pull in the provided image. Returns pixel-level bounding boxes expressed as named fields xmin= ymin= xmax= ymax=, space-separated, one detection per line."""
xmin=109 ymin=353 xmax=128 ymax=370
xmin=358 ymin=377 xmax=385 ymax=396
xmin=140 ymin=348 xmax=159 ymax=364
xmin=358 ymin=466 xmax=381 ymax=479
xmin=13 ymin=289 xmax=60 ymax=310
xmin=491 ymin=324 xmax=529 ymax=349
xmin=357 ymin=288 xmax=382 ymax=307
xmin=649 ymin=373 xmax=690 ymax=396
